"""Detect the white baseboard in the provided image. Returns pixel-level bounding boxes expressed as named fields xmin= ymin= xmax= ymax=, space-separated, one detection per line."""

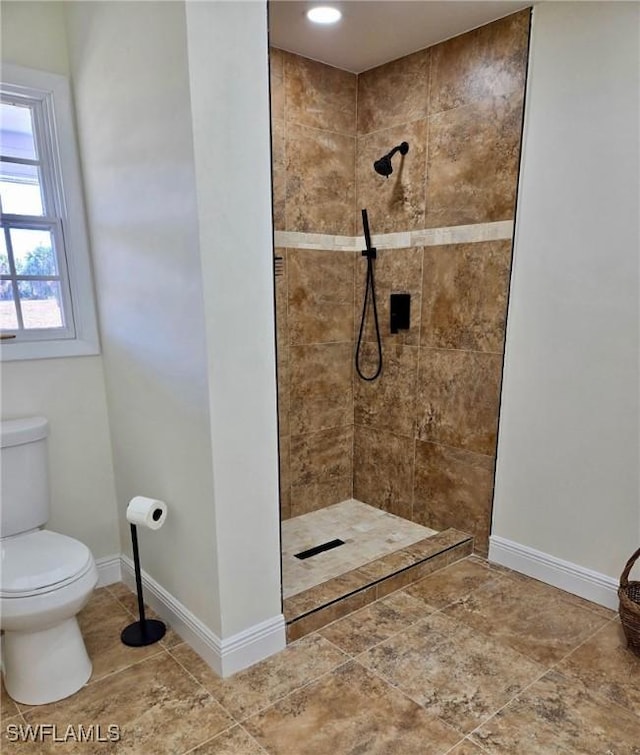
xmin=95 ymin=554 xmax=122 ymax=587
xmin=120 ymin=556 xmax=286 ymax=677
xmin=489 ymin=536 xmax=619 ymax=610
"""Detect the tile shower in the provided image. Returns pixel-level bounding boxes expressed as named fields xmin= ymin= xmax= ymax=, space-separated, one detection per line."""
xmin=271 ymin=11 xmax=530 ymax=617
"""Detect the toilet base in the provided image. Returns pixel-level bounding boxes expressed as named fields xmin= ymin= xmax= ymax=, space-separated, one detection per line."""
xmin=2 ymin=617 xmax=92 ymax=705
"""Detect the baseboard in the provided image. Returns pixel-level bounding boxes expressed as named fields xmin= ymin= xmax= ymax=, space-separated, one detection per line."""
xmin=120 ymin=555 xmax=286 ymax=677
xmin=95 ymin=554 xmax=122 ymax=587
xmin=489 ymin=535 xmax=618 ymax=610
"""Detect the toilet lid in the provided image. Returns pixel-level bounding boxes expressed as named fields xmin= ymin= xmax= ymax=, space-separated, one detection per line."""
xmin=1 ymin=530 xmax=93 ymax=596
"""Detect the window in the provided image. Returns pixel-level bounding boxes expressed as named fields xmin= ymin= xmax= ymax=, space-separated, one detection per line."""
xmin=0 ymin=64 xmax=99 ymax=360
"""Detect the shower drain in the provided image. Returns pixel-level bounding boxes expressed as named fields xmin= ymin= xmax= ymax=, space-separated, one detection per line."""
xmin=294 ymin=539 xmax=345 ymax=560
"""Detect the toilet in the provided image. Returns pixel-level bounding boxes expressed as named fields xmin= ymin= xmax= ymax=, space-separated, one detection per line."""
xmin=0 ymin=417 xmax=98 ymax=705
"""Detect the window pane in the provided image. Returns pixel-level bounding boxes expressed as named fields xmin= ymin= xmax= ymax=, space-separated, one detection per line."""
xmin=0 ymin=160 xmax=44 ymax=215
xmin=0 ymin=102 xmax=37 ymax=160
xmin=18 ymin=279 xmax=63 ymax=329
xmin=0 ymin=281 xmax=18 ymax=329
xmin=9 ymin=227 xmax=58 ymax=275
xmin=0 ymin=229 xmax=8 ymax=273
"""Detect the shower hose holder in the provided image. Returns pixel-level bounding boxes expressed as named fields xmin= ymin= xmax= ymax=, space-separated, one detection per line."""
xmin=121 ymin=523 xmax=167 ymax=647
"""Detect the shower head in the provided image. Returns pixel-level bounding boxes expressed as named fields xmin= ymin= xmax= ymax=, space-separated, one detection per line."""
xmin=373 ymin=141 xmax=409 ymax=178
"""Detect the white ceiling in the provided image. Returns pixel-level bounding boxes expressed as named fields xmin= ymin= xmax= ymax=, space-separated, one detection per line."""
xmin=269 ymin=1 xmax=532 ymax=73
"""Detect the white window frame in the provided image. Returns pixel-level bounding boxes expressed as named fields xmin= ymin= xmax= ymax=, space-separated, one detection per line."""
xmin=1 ymin=64 xmax=99 ymax=360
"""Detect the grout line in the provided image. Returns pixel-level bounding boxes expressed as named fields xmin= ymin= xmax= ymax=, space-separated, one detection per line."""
xmin=324 ymin=601 xmax=439 ymax=658
xmin=177 ymin=722 xmax=240 ymax=755
xmin=17 ymin=649 xmax=169 ymax=716
xmin=231 ymin=657 xmax=353 ymax=727
xmin=84 ymin=649 xmax=168 ymax=689
xmin=177 ymin=718 xmax=273 ymax=755
xmin=432 ymin=590 xmax=623 ymax=743
xmin=352 ymin=656 xmax=467 ymax=743
xmin=350 ymin=602 xmax=547 ymax=744
xmin=341 ymin=569 xmax=500 ymax=660
xmin=3 ymin=710 xmax=25 ymax=726
xmin=286 ymin=120 xmax=358 ymax=140
xmin=356 ymin=114 xmax=432 ymax=140
xmin=484 ymin=565 xmax=617 ymax=621
xmin=287 ymin=338 xmax=502 ymax=358
xmin=166 ymin=646 xmax=239 ymax=724
xmin=333 ymin=559 xmax=622 ymax=746
xmin=175 ymin=638 xmax=354 ymax=731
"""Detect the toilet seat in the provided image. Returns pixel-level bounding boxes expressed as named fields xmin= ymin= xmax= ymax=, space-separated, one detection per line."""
xmin=1 ymin=530 xmax=94 ymax=598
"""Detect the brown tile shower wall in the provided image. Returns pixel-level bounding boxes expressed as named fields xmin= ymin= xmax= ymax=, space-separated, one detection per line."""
xmin=270 ymin=10 xmax=531 ymax=545
xmin=353 ymin=11 xmax=530 ymax=554
xmin=270 ymin=48 xmax=357 ymax=235
xmin=271 ymin=51 xmax=358 ymax=520
xmin=275 ymin=247 xmax=355 ymax=520
xmin=356 ymin=11 xmax=528 ymax=233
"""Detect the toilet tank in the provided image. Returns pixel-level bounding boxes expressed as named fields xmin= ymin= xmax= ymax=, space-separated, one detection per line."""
xmin=1 ymin=417 xmax=50 ymax=538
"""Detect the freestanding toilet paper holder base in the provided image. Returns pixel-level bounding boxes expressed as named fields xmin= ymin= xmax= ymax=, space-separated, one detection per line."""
xmin=121 ymin=523 xmax=166 ymax=647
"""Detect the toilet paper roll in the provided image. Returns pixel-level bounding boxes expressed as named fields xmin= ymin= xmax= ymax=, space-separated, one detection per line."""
xmin=126 ymin=496 xmax=167 ymax=531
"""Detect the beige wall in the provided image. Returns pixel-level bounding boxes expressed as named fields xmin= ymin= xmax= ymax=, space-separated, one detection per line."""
xmin=1 ymin=1 xmax=69 ymax=74
xmin=184 ymin=0 xmax=282 ymax=639
xmin=1 ymin=1 xmax=120 ymax=562
xmin=270 ymin=11 xmax=530 ymax=553
xmin=492 ymin=2 xmax=640 ymax=579
xmin=65 ymin=0 xmax=283 ymax=644
xmin=1 ymin=359 xmax=119 ymax=559
xmin=65 ymin=0 xmax=221 ymax=630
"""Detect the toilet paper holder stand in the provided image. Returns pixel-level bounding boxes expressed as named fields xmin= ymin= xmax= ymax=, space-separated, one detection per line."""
xmin=121 ymin=522 xmax=166 ymax=647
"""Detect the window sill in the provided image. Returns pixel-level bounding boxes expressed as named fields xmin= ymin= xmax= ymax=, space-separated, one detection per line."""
xmin=1 ymin=336 xmax=100 ymax=361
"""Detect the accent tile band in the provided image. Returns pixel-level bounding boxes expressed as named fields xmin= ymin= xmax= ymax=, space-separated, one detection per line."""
xmin=275 ymin=220 xmax=514 ymax=251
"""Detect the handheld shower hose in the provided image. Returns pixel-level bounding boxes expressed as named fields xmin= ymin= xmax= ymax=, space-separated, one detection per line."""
xmin=355 ymin=209 xmax=382 ymax=381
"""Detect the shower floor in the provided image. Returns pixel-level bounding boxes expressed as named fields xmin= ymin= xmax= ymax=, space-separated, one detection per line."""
xmin=282 ymin=499 xmax=437 ymax=599
xmin=281 ymin=500 xmax=473 ymax=641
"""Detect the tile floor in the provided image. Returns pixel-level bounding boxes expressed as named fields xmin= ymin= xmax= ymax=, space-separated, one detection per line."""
xmin=3 ymin=556 xmax=640 ymax=754
xmin=281 ymin=499 xmax=437 ymax=598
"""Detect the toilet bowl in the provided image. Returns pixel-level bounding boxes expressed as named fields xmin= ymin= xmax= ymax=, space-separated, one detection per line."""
xmin=1 ymin=417 xmax=98 ymax=706
xmin=1 ymin=530 xmax=98 ymax=705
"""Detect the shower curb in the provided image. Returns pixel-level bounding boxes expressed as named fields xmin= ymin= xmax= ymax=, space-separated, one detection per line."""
xmin=284 ymin=529 xmax=473 ymax=642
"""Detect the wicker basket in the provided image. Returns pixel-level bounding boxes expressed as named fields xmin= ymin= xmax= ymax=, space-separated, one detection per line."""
xmin=618 ymin=546 xmax=640 ymax=657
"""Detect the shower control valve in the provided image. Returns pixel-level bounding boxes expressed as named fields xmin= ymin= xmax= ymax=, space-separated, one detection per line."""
xmin=390 ymin=293 xmax=411 ymax=334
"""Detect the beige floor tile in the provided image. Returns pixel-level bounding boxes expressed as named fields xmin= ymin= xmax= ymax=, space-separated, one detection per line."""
xmin=75 ymin=588 xmax=164 ymax=684
xmin=16 ymin=654 xmax=234 ymax=754
xmin=404 ymin=556 xmax=500 ymax=609
xmin=443 ymin=575 xmax=611 ymax=665
xmin=244 ymin=661 xmax=462 ymax=754
xmin=319 ymin=591 xmax=432 ymax=655
xmin=471 ymin=669 xmax=640 ymax=754
xmin=359 ymin=612 xmax=543 ymax=734
xmin=106 ymin=582 xmax=183 ymax=648
xmin=171 ymin=634 xmax=348 ymax=720
xmin=1 ymin=677 xmax=20 ymax=719
xmin=482 ymin=562 xmax=616 ymax=619
xmin=557 ymin=618 xmax=640 ymax=715
xmin=1 ymin=727 xmax=41 ymax=755
xmin=190 ymin=724 xmax=267 ymax=754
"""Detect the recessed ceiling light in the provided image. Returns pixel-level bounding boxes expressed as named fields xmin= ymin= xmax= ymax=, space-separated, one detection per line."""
xmin=306 ymin=6 xmax=342 ymax=25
